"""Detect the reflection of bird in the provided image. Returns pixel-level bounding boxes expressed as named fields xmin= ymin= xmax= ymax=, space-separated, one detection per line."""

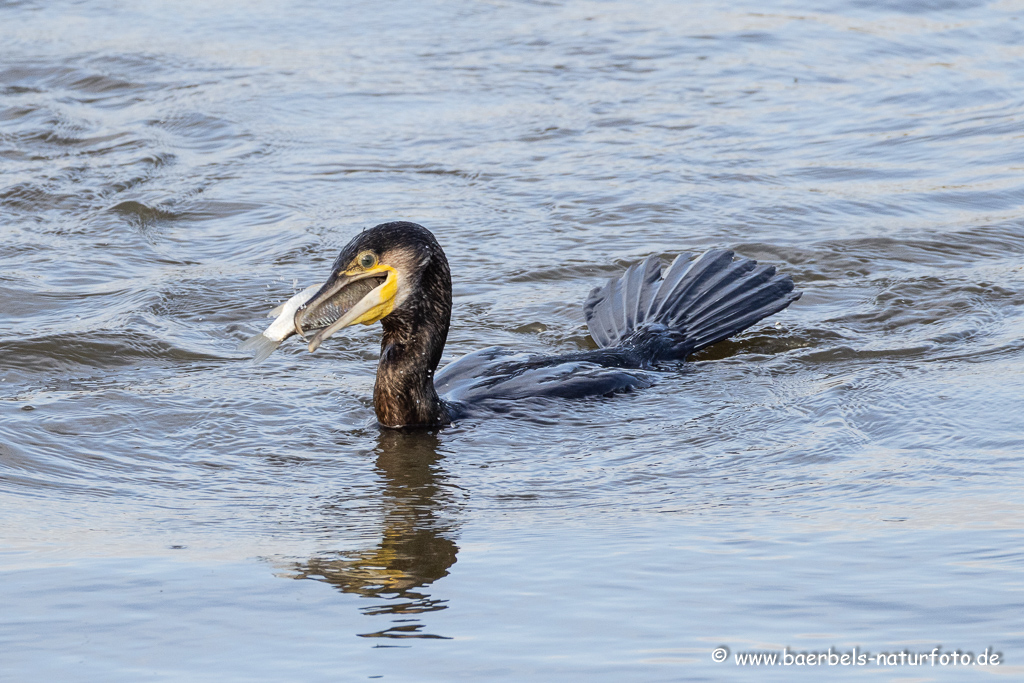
xmin=285 ymin=430 xmax=458 ymax=640
xmin=261 ymin=221 xmax=801 ymax=428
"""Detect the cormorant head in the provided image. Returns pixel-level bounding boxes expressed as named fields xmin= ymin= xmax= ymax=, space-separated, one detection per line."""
xmin=294 ymin=221 xmax=449 ymax=353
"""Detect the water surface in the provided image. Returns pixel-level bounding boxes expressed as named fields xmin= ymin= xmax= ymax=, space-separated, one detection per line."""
xmin=2 ymin=0 xmax=1024 ymax=680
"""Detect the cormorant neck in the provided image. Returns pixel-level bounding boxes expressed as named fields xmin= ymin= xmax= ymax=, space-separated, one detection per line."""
xmin=373 ymin=258 xmax=452 ymax=428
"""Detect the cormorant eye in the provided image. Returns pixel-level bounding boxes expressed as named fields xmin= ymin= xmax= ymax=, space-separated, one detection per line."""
xmin=358 ymin=253 xmax=377 ymax=269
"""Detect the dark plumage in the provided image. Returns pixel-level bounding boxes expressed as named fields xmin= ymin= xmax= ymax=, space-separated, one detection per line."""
xmin=364 ymin=225 xmax=452 ymax=427
xmin=279 ymin=221 xmax=802 ymax=428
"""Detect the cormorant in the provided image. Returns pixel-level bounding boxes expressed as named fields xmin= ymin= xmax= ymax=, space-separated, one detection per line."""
xmin=240 ymin=221 xmax=801 ymax=428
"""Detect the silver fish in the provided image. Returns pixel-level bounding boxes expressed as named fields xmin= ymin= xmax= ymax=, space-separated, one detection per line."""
xmin=237 ymin=276 xmax=385 ymax=363
xmin=237 ymin=283 xmax=323 ymax=363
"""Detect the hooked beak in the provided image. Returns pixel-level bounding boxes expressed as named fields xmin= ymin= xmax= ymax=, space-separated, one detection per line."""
xmin=294 ymin=264 xmax=399 ymax=353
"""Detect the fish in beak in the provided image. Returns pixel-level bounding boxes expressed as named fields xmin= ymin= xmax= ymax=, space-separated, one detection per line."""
xmin=237 ymin=283 xmax=323 ymax=363
xmin=294 ymin=262 xmax=399 ymax=353
xmin=238 ymin=229 xmax=418 ymax=363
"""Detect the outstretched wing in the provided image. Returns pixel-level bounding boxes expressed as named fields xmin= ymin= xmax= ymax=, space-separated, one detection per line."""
xmin=584 ymin=249 xmax=801 ymax=358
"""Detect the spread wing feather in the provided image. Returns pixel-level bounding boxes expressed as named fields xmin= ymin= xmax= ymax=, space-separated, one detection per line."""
xmin=584 ymin=249 xmax=801 ymax=360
